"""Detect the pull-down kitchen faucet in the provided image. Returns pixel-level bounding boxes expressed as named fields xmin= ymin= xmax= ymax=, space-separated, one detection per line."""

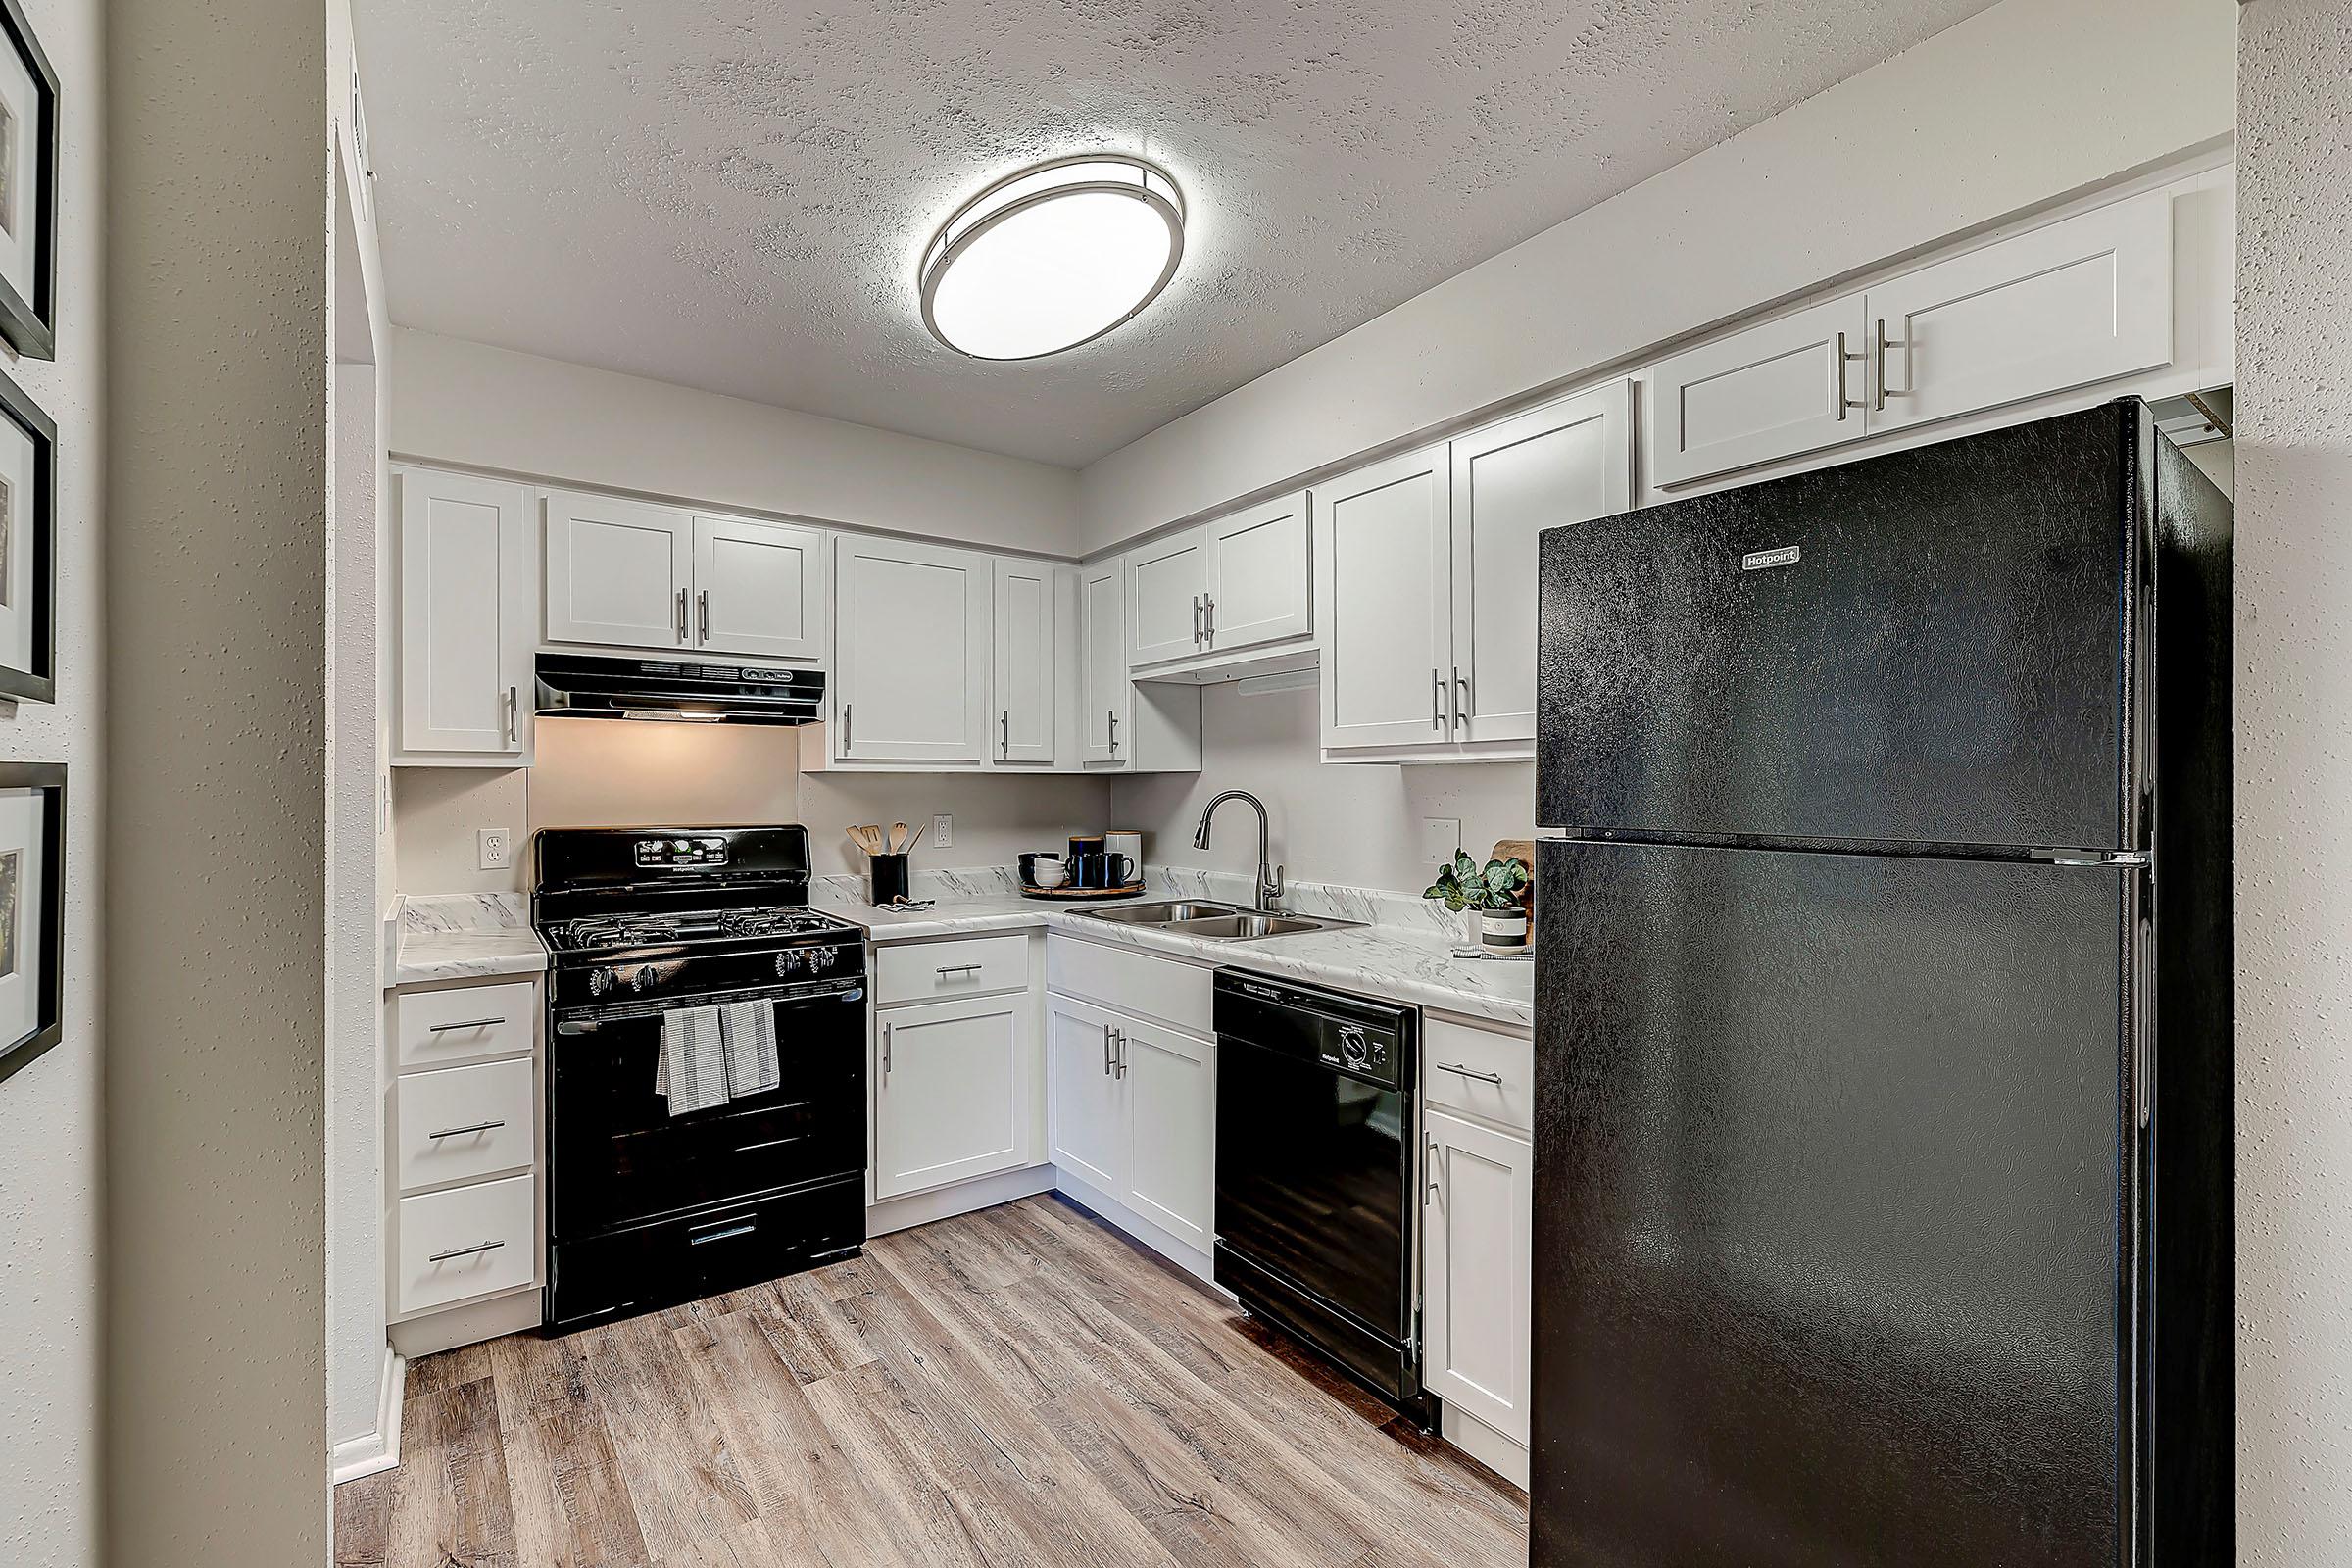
xmin=1193 ymin=790 xmax=1286 ymax=912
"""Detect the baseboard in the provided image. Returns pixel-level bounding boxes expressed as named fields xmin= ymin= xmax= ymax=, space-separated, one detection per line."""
xmin=866 ymin=1163 xmax=1057 ymax=1238
xmin=329 ymin=1344 xmax=406 ymax=1485
xmin=1051 ymin=1169 xmax=1216 ymax=1287
xmin=388 ymin=1286 xmax=542 ymax=1359
xmin=1441 ymin=1403 xmax=1529 ymax=1491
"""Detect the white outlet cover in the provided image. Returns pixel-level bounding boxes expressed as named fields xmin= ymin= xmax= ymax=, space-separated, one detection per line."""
xmin=1422 ymin=817 xmax=1462 ymax=870
xmin=478 ymin=826 xmax=513 ymax=870
xmin=931 ymin=813 xmax=954 ymax=848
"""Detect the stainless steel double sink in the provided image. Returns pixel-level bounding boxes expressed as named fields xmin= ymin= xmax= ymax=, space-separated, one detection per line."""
xmin=1071 ymin=899 xmax=1354 ymax=942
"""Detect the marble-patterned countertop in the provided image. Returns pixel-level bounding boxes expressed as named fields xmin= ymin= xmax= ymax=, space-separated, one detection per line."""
xmin=816 ymin=867 xmax=1534 ymax=1029
xmin=391 ymin=892 xmax=549 ymax=987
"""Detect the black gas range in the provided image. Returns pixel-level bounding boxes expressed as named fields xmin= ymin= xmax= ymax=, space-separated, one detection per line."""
xmin=533 ymin=825 xmax=868 ymax=1333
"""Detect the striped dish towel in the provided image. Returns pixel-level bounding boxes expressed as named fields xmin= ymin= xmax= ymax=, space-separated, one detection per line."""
xmin=655 ymin=1004 xmax=729 ymax=1116
xmin=720 ymin=1000 xmax=781 ymax=1098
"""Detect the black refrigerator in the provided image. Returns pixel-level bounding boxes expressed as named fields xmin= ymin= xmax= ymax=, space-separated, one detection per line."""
xmin=1530 ymin=402 xmax=2231 ymax=1567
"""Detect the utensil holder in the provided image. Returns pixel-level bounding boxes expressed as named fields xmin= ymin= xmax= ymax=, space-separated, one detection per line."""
xmin=868 ymin=852 xmax=910 ymax=906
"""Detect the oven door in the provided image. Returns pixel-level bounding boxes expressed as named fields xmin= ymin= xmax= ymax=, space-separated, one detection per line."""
xmin=550 ymin=978 xmax=866 ymax=1242
xmin=1214 ymin=1032 xmax=1416 ymax=1389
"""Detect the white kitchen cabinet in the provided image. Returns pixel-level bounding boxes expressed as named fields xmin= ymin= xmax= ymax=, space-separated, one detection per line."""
xmin=1650 ymin=186 xmax=2177 ymax=488
xmin=543 ymin=489 xmax=695 ymax=650
xmin=1202 ymin=492 xmax=1311 ymax=655
xmin=1865 ymin=191 xmax=2172 ymax=437
xmin=1046 ymin=992 xmax=1124 ymax=1193
xmin=1449 ymin=384 xmax=1634 ymax=747
xmin=831 ymin=535 xmax=992 ymax=763
xmin=1422 ymin=1107 xmax=1534 ymax=1447
xmin=1314 ymin=445 xmax=1453 ymax=752
xmin=1078 ymin=558 xmax=1127 ymax=764
xmin=1126 ymin=526 xmax=1209 ymax=666
xmin=873 ymin=991 xmax=1033 ymax=1200
xmin=691 ymin=514 xmax=826 ymax=661
xmin=394 ymin=466 xmax=536 ymax=763
xmin=1118 ymin=1016 xmax=1215 ymax=1254
xmin=991 ymin=557 xmax=1056 ymax=764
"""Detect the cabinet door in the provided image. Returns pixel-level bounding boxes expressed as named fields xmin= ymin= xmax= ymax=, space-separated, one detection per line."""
xmin=1077 ymin=559 xmax=1129 ymax=766
xmin=1203 ymin=491 xmax=1310 ymax=653
xmin=1314 ymin=445 xmax=1455 ymax=752
xmin=692 ymin=515 xmax=825 ymax=661
xmin=543 ymin=490 xmax=695 ymax=650
xmin=1119 ymin=1017 xmax=1215 ymax=1255
xmin=1423 ymin=1108 xmax=1533 ymax=1446
xmin=1865 ymin=191 xmax=2172 ymax=436
xmin=1449 ymin=384 xmax=1633 ymax=747
xmin=1649 ymin=293 xmax=1869 ymax=488
xmin=991 ymin=557 xmax=1055 ymax=764
xmin=397 ymin=466 xmax=533 ymax=757
xmin=874 ymin=994 xmax=1030 ymax=1200
xmin=1126 ymin=527 xmax=1207 ymax=667
xmin=833 ymin=536 xmax=991 ymax=762
xmin=1046 ymin=992 xmax=1123 ymax=1193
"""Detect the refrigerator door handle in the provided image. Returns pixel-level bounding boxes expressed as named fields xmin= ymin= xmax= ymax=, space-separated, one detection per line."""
xmin=2028 ymin=848 xmax=2150 ymax=867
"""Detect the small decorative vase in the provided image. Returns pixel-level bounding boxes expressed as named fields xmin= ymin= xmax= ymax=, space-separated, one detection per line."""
xmin=1479 ymin=908 xmax=1530 ymax=953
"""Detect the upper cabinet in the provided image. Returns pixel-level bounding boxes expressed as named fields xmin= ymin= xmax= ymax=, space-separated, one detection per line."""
xmin=1651 ymin=185 xmax=2176 ymax=489
xmin=393 ymin=465 xmax=536 ymax=766
xmin=830 ymin=535 xmax=992 ymax=764
xmin=1077 ymin=559 xmax=1126 ymax=766
xmin=1316 ymin=383 xmax=1634 ymax=761
xmin=544 ymin=489 xmax=826 ymax=662
xmin=990 ymin=557 xmax=1055 ymax=765
xmin=1125 ymin=490 xmax=1311 ymax=672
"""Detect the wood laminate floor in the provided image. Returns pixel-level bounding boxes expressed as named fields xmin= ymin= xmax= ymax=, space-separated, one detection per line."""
xmin=334 ymin=1194 xmax=1528 ymax=1568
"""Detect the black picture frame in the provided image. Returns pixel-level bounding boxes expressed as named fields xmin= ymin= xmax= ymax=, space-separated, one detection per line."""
xmin=0 ymin=0 xmax=57 ymax=361
xmin=0 ymin=761 xmax=63 ymax=1085
xmin=0 ymin=362 xmax=52 ymax=703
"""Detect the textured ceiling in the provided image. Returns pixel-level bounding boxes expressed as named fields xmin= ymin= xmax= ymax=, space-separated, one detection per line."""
xmin=358 ymin=0 xmax=2002 ymax=466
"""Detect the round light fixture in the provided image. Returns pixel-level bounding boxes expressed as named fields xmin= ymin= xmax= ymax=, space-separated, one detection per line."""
xmin=919 ymin=154 xmax=1185 ymax=361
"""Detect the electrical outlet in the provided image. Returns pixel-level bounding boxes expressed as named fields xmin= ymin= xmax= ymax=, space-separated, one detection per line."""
xmin=1422 ymin=817 xmax=1462 ymax=869
xmin=931 ymin=813 xmax=954 ymax=849
xmin=478 ymin=827 xmax=513 ymax=871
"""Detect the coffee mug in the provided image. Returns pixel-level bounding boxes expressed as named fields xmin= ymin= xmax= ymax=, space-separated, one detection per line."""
xmin=1075 ymin=851 xmax=1135 ymax=889
xmin=1019 ymin=851 xmax=1067 ymax=888
xmin=1105 ymin=830 xmax=1143 ymax=868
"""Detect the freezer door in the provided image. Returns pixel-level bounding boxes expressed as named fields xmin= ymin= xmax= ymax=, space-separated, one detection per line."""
xmin=1531 ymin=839 xmax=2133 ymax=1568
xmin=1537 ymin=403 xmax=2139 ymax=850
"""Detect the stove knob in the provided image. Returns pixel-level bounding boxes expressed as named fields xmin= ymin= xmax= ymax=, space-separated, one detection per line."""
xmin=773 ymin=950 xmax=803 ymax=977
xmin=1339 ymin=1025 xmax=1370 ymax=1068
xmin=808 ymin=946 xmax=835 ymax=973
xmin=628 ymin=964 xmax=657 ymax=994
xmin=588 ymin=966 xmax=614 ymax=998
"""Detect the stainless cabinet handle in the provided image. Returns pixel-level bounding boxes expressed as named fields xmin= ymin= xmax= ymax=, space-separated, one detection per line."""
xmin=1836 ymin=329 xmax=1867 ymax=421
xmin=689 ymin=1221 xmax=757 ymax=1247
xmin=1453 ymin=669 xmax=1469 ymax=731
xmin=1192 ymin=595 xmax=1202 ymax=647
xmin=1433 ymin=1060 xmax=1504 ymax=1086
xmin=842 ymin=702 xmax=853 ymax=751
xmin=1001 ymin=710 xmax=1010 ymax=757
xmin=1107 ymin=710 xmax=1119 ymax=755
xmin=427 ymin=1239 xmax=505 ymax=1264
xmin=676 ymin=587 xmax=689 ymax=642
xmin=1203 ymin=595 xmax=1215 ymax=640
xmin=1102 ymin=1021 xmax=1114 ymax=1075
xmin=1113 ymin=1028 xmax=1127 ymax=1080
xmin=935 ymin=962 xmax=982 ymax=977
xmin=882 ymin=1019 xmax=893 ymax=1076
xmin=1874 ymin=317 xmax=1909 ymax=411
xmin=697 ymin=588 xmax=710 ymax=642
xmin=426 ymin=1017 xmax=506 ymax=1033
xmin=504 ymin=685 xmax=518 ymax=745
xmin=1432 ymin=668 xmax=1443 ymax=731
xmin=426 ymin=1119 xmax=506 ymax=1139
xmin=1426 ymin=1141 xmax=1441 ymax=1204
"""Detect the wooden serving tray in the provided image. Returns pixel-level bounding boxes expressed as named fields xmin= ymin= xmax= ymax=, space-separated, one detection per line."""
xmin=1018 ymin=881 xmax=1148 ymax=902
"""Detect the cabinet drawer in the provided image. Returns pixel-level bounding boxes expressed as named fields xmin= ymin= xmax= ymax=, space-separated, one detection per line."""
xmin=1422 ymin=1015 xmax=1535 ymax=1134
xmin=395 ymin=1172 xmax=538 ymax=1316
xmin=395 ymin=1057 xmax=535 ymax=1194
xmin=875 ymin=932 xmax=1027 ymax=1006
xmin=1047 ymin=934 xmax=1213 ymax=1035
xmin=395 ymin=980 xmax=536 ymax=1070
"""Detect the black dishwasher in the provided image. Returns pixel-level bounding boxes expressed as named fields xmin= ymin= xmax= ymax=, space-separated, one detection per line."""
xmin=1212 ymin=968 xmax=1428 ymax=1422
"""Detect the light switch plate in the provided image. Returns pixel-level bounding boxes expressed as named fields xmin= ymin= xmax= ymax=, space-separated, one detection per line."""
xmin=931 ymin=813 xmax=954 ymax=849
xmin=478 ymin=826 xmax=513 ymax=871
xmin=1422 ymin=817 xmax=1462 ymax=870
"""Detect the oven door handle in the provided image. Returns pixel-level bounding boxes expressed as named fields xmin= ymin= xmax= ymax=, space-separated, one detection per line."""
xmin=556 ymin=978 xmax=864 ymax=1033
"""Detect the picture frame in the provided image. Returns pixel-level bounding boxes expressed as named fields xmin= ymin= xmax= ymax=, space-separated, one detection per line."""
xmin=0 ymin=761 xmax=63 ymax=1085
xmin=0 ymin=362 xmax=52 ymax=703
xmin=0 ymin=0 xmax=56 ymax=361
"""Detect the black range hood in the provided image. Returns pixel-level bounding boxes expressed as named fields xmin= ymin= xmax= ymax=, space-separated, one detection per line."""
xmin=534 ymin=653 xmax=824 ymax=725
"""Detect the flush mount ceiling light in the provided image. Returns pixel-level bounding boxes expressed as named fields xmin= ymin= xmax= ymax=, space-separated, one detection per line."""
xmin=919 ymin=154 xmax=1185 ymax=361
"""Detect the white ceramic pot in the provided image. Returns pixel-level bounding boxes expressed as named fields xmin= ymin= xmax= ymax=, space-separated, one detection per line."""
xmin=1479 ymin=908 xmax=1530 ymax=951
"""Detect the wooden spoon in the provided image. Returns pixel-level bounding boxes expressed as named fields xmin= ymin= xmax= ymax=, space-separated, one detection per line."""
xmin=890 ymin=821 xmax=908 ymax=853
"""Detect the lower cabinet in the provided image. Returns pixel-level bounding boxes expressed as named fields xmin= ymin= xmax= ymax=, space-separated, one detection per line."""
xmin=1046 ymin=989 xmax=1216 ymax=1262
xmin=872 ymin=989 xmax=1036 ymax=1200
xmin=1422 ymin=1106 xmax=1535 ymax=1447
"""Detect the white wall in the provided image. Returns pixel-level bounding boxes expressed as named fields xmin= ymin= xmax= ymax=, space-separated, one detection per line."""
xmin=1078 ymin=0 xmax=2237 ymax=550
xmin=388 ymin=328 xmax=1082 ymax=556
xmin=0 ymin=1 xmax=103 ymax=1562
xmin=1112 ymin=684 xmax=1532 ymax=894
xmin=2235 ymin=5 xmax=2349 ymax=1559
xmin=797 ymin=769 xmax=1113 ymax=884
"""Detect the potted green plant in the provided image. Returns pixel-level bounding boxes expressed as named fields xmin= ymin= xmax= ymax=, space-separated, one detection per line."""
xmin=1424 ymin=852 xmax=1532 ymax=953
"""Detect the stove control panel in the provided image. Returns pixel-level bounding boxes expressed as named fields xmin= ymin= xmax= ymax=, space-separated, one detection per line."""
xmin=774 ymin=944 xmax=850 ymax=977
xmin=634 ymin=835 xmax=730 ymax=869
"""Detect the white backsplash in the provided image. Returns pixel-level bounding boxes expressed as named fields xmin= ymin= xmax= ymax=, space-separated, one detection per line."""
xmin=814 ymin=862 xmax=1462 ymax=940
